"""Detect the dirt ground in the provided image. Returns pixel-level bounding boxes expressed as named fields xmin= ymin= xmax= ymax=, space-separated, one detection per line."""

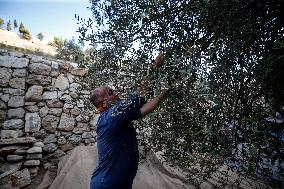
xmin=0 ymin=29 xmax=57 ymax=56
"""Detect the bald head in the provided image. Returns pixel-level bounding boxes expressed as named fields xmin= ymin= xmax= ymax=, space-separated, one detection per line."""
xmin=90 ymin=86 xmax=108 ymax=108
xmin=90 ymin=86 xmax=119 ymax=111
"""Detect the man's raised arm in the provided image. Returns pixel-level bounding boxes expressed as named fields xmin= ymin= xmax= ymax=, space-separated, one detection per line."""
xmin=140 ymin=89 xmax=169 ymax=117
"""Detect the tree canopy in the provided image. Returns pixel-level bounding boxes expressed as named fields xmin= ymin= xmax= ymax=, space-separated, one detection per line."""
xmin=77 ymin=0 xmax=284 ymax=187
xmin=49 ymin=36 xmax=84 ymax=63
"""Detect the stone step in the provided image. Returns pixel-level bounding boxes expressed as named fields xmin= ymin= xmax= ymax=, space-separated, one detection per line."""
xmin=26 ymin=153 xmax=42 ymax=160
xmin=0 ymin=168 xmax=31 ymax=188
xmin=0 ymin=162 xmax=22 ymax=175
xmin=0 ymin=137 xmax=36 ymax=146
xmin=24 ymin=160 xmax=40 ymax=166
xmin=27 ymin=147 xmax=42 ymax=154
xmin=7 ymin=155 xmax=24 ymax=162
xmin=0 ymin=145 xmax=29 ymax=155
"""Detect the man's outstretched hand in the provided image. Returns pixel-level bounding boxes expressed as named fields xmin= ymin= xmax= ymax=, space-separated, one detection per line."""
xmin=138 ymin=79 xmax=150 ymax=96
xmin=155 ymin=52 xmax=165 ymax=67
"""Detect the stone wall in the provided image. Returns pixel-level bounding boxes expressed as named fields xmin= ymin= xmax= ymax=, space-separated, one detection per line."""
xmin=0 ymin=49 xmax=97 ymax=188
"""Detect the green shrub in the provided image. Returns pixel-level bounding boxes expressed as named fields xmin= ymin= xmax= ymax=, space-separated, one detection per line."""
xmin=6 ymin=20 xmax=12 ymax=31
xmin=18 ymin=22 xmax=32 ymax=40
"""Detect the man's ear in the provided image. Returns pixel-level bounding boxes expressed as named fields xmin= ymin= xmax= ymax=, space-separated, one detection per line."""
xmin=102 ymin=101 xmax=108 ymax=108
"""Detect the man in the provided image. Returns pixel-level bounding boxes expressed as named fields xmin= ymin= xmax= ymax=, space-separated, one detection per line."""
xmin=89 ymin=54 xmax=169 ymax=189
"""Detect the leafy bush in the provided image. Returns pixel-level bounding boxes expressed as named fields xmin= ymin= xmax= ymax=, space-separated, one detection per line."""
xmin=19 ymin=22 xmax=32 ymax=40
xmin=48 ymin=36 xmax=65 ymax=48
xmin=21 ymin=28 xmax=31 ymax=40
xmin=51 ymin=37 xmax=84 ymax=64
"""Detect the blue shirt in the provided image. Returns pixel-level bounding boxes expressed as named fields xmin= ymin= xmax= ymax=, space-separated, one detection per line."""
xmin=90 ymin=94 xmax=146 ymax=189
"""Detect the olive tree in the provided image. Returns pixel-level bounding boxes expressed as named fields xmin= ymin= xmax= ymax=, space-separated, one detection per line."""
xmin=77 ymin=0 xmax=284 ymax=187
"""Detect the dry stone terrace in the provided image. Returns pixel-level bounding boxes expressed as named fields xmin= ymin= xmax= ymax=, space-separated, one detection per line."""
xmin=0 ymin=49 xmax=98 ymax=188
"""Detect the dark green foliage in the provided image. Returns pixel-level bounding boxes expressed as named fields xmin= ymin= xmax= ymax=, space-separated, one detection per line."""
xmin=52 ymin=37 xmax=84 ymax=64
xmin=19 ymin=22 xmax=24 ymax=32
xmin=37 ymin=32 xmax=44 ymax=41
xmin=77 ymin=0 xmax=284 ymax=187
xmin=6 ymin=20 xmax=12 ymax=31
xmin=19 ymin=22 xmax=32 ymax=40
xmin=56 ymin=38 xmax=84 ymax=63
xmin=13 ymin=19 xmax=18 ymax=29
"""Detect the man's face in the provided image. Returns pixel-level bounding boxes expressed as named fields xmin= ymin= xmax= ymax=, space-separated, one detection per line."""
xmin=102 ymin=87 xmax=119 ymax=107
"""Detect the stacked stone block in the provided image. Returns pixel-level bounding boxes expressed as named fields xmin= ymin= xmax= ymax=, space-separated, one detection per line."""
xmin=0 ymin=50 xmax=97 ymax=188
xmin=0 ymin=136 xmax=35 ymax=188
